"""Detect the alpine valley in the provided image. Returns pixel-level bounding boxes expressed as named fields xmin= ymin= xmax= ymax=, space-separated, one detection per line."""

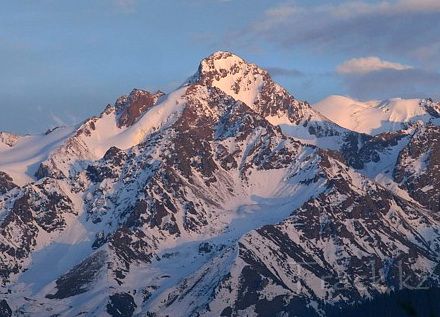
xmin=1 ymin=51 xmax=440 ymax=317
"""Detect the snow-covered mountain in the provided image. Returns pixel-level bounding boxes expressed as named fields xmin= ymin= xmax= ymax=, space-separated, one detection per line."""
xmin=0 ymin=51 xmax=439 ymax=317
xmin=313 ymin=95 xmax=440 ymax=135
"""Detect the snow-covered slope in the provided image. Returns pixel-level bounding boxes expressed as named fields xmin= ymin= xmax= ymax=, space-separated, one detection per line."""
xmin=0 ymin=127 xmax=75 ymax=185
xmin=0 ymin=51 xmax=440 ymax=317
xmin=313 ymin=95 xmax=439 ymax=135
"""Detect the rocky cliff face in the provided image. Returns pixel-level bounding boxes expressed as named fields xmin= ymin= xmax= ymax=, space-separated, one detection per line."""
xmin=0 ymin=51 xmax=439 ymax=317
xmin=393 ymin=125 xmax=440 ymax=213
xmin=115 ymin=89 xmax=165 ymax=128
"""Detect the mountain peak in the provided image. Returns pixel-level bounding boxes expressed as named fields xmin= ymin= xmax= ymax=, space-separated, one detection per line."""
xmin=198 ymin=50 xmax=266 ymax=79
xmin=184 ymin=51 xmax=337 ymax=142
xmin=186 ymin=51 xmax=269 ymax=108
xmin=199 ymin=50 xmax=248 ymax=73
xmin=203 ymin=50 xmax=242 ymax=61
xmin=115 ymin=88 xmax=165 ymax=127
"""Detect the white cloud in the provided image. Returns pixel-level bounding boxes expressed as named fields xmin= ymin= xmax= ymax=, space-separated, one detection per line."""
xmin=337 ymin=57 xmax=412 ymax=74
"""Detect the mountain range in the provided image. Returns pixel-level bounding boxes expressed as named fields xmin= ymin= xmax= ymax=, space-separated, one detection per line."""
xmin=0 ymin=51 xmax=439 ymax=317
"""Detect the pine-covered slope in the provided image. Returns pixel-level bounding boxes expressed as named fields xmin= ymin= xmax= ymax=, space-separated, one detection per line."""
xmin=0 ymin=51 xmax=439 ymax=317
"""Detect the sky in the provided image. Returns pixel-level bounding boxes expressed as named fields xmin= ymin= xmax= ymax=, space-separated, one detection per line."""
xmin=1 ymin=0 xmax=440 ymax=134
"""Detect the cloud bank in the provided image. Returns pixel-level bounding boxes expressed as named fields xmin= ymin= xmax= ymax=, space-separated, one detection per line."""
xmin=247 ymin=0 xmax=440 ymax=66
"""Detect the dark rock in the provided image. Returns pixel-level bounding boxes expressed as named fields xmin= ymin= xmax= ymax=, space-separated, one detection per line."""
xmin=0 ymin=172 xmax=17 ymax=194
xmin=46 ymin=250 xmax=106 ymax=299
xmin=198 ymin=242 xmax=213 ymax=254
xmin=0 ymin=300 xmax=12 ymax=317
xmin=116 ymin=89 xmax=164 ymax=128
xmin=106 ymin=293 xmax=137 ymax=317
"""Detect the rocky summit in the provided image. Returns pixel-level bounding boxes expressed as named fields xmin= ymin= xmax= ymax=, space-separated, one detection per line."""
xmin=0 ymin=52 xmax=440 ymax=317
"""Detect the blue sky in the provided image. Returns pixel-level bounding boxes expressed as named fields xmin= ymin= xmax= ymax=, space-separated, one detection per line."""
xmin=1 ymin=0 xmax=440 ymax=133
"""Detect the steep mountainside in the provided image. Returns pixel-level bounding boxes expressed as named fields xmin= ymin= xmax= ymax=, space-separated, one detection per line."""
xmin=393 ymin=124 xmax=440 ymax=212
xmin=144 ymin=153 xmax=440 ymax=316
xmin=0 ymin=51 xmax=439 ymax=317
xmin=188 ymin=51 xmax=360 ymax=150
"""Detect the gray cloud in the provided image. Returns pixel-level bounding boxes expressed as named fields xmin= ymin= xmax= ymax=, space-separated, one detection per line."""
xmin=340 ymin=68 xmax=440 ymax=100
xmin=265 ymin=66 xmax=303 ymax=77
xmin=244 ymin=0 xmax=440 ymax=67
